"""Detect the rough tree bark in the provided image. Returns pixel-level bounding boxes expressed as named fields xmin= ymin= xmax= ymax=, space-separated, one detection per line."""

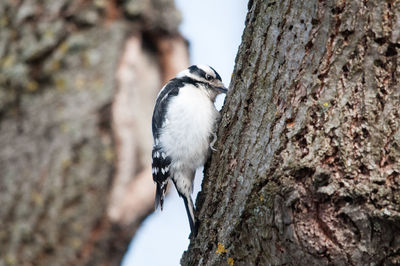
xmin=0 ymin=0 xmax=188 ymax=265
xmin=182 ymin=0 xmax=400 ymax=265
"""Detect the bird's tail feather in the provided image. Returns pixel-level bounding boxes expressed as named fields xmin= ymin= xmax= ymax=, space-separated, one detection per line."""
xmin=182 ymin=195 xmax=197 ymax=236
xmin=155 ymin=182 xmax=167 ymax=211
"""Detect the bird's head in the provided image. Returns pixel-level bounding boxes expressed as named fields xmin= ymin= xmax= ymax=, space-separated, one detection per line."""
xmin=177 ymin=65 xmax=228 ymax=97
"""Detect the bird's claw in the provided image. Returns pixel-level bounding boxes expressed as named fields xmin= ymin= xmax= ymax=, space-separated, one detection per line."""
xmin=210 ymin=132 xmax=218 ymax=151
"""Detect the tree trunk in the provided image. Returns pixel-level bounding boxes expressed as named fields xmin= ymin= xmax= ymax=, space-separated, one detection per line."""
xmin=0 ymin=0 xmax=188 ymax=265
xmin=182 ymin=0 xmax=400 ymax=265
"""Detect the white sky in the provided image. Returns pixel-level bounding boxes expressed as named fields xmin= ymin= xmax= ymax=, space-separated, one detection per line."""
xmin=121 ymin=1 xmax=248 ymax=265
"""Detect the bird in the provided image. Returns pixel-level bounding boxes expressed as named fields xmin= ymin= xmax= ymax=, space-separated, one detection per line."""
xmin=151 ymin=64 xmax=228 ymax=235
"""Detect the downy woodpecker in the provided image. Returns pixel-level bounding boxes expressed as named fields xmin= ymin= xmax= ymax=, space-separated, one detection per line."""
xmin=151 ymin=65 xmax=227 ymax=234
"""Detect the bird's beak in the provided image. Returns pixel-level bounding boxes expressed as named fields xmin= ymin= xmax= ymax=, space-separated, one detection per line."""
xmin=216 ymin=86 xmax=228 ymax=93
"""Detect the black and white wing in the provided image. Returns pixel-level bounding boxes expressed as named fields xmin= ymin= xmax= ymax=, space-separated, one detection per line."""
xmin=151 ymin=79 xmax=181 ymax=210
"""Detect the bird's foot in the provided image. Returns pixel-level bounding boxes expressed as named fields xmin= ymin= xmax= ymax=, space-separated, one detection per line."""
xmin=210 ymin=132 xmax=217 ymax=151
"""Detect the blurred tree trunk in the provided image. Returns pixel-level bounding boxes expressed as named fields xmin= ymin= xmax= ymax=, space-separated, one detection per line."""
xmin=182 ymin=0 xmax=400 ymax=265
xmin=0 ymin=0 xmax=188 ymax=265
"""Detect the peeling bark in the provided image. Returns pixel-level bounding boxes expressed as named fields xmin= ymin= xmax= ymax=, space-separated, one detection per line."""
xmin=182 ymin=0 xmax=400 ymax=265
xmin=0 ymin=0 xmax=187 ymax=265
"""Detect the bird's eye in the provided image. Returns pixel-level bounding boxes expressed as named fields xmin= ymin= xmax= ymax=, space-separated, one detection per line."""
xmin=205 ymin=74 xmax=213 ymax=81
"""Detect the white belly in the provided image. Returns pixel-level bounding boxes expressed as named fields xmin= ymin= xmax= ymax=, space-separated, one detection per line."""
xmin=160 ymin=84 xmax=219 ymax=171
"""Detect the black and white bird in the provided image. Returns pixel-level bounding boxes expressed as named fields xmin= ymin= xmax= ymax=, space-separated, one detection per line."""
xmin=151 ymin=64 xmax=227 ymax=234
